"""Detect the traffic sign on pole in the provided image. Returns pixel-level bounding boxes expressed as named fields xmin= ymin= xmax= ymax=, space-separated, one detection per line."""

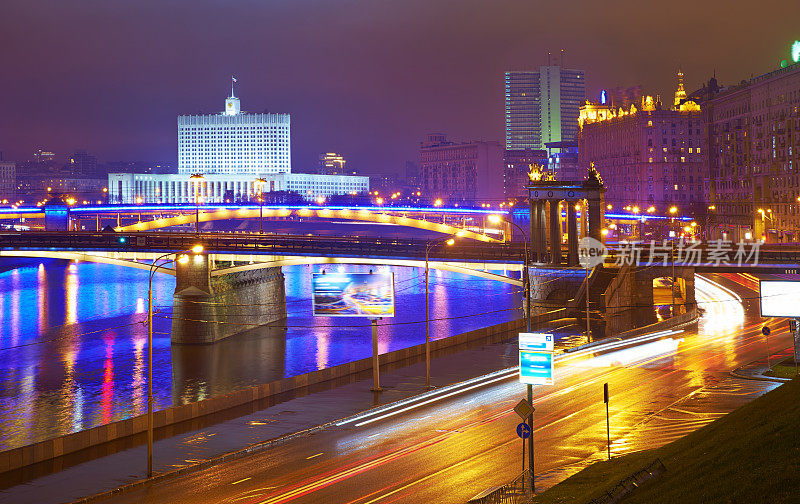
xmin=516 ymin=422 xmax=531 ymax=439
xmin=519 ymin=333 xmax=554 ymax=352
xmin=514 ymin=399 xmax=533 ymax=420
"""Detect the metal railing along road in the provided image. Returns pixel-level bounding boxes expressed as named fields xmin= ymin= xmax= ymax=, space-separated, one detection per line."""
xmin=7 ymin=231 xmax=800 ymax=268
xmin=0 ymin=231 xmax=527 ymax=263
xmin=586 ymin=458 xmax=666 ymax=504
xmin=467 ymin=469 xmax=532 ymax=504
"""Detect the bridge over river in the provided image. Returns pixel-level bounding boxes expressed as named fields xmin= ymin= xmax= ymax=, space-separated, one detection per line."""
xmin=1 ymin=231 xmax=796 ymax=343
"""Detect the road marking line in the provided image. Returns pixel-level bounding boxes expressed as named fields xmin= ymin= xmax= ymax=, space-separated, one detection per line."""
xmin=356 ymin=435 xmax=517 ymax=504
xmin=306 ymin=453 xmax=323 ymax=460
xmin=232 ymin=477 xmax=252 ymax=485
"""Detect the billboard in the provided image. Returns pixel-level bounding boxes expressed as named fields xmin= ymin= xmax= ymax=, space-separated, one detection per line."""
xmin=311 ymin=272 xmax=395 ymax=317
xmin=519 ymin=350 xmax=554 ymax=385
xmin=760 ymin=280 xmax=800 ymax=318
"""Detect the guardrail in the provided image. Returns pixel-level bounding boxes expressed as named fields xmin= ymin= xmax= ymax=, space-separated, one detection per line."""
xmin=6 ymin=231 xmax=800 ymax=268
xmin=586 ymin=458 xmax=666 ymax=504
xmin=0 ymin=231 xmax=526 ymax=263
xmin=467 ymin=469 xmax=532 ymax=504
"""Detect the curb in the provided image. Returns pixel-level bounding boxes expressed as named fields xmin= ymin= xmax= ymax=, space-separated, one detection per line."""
xmin=729 ymin=366 xmax=793 ymax=384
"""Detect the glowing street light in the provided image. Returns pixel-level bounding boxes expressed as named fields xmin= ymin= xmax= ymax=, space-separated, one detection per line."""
xmin=255 ymin=177 xmax=267 ymax=233
xmin=424 ymin=236 xmax=459 ymax=389
xmin=146 ymin=244 xmax=203 ymax=477
xmin=190 ymin=173 xmax=205 ymax=234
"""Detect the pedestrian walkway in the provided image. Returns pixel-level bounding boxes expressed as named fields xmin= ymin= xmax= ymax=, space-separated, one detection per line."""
xmin=731 ymin=351 xmax=795 ymax=383
xmin=0 ymin=322 xmax=580 ymax=504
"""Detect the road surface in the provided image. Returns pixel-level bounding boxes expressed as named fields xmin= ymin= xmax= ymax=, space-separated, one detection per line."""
xmin=95 ymin=273 xmax=790 ymax=504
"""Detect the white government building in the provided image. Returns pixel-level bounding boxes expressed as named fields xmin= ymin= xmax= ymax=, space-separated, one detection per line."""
xmin=108 ymin=89 xmax=368 ymax=203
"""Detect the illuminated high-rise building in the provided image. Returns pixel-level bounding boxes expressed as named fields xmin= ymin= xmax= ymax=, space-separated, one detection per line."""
xmin=177 ymin=90 xmax=290 ymax=175
xmin=704 ymin=57 xmax=800 ymax=241
xmin=318 ymin=152 xmax=348 ymax=175
xmin=505 ymin=63 xmax=586 ymax=150
xmin=420 ymin=134 xmax=504 ymax=203
xmin=0 ymin=153 xmax=15 ymax=200
xmin=578 ymin=72 xmax=705 ymax=214
xmin=110 ymin=83 xmax=368 ymax=204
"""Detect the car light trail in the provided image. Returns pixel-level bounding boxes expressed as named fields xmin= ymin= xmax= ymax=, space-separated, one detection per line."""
xmin=337 ymin=328 xmax=685 ymax=428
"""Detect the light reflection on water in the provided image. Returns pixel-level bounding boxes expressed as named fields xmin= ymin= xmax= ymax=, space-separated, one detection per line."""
xmin=0 ymin=260 xmax=522 ymax=449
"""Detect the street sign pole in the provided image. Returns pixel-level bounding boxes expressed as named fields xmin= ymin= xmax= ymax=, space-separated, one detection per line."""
xmin=515 ymin=420 xmax=532 ymax=491
xmin=528 ymin=386 xmax=534 ymax=493
xmin=793 ymin=319 xmax=800 ymax=376
xmin=762 ymin=326 xmax=772 ymax=370
xmin=604 ymin=382 xmax=611 ymax=460
xmin=371 ymin=318 xmax=382 ymax=392
xmin=585 ymin=266 xmax=591 ymax=339
xmin=524 ymin=266 xmax=535 ymax=491
xmin=521 ymin=430 xmax=526 ymax=492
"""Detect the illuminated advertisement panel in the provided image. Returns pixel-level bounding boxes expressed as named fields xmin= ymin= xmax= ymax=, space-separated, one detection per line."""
xmin=759 ymin=280 xmax=800 ymax=318
xmin=519 ymin=350 xmax=554 ymax=385
xmin=311 ymin=272 xmax=395 ymax=317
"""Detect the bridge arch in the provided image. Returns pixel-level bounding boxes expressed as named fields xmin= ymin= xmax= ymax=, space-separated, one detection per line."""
xmin=0 ymin=250 xmax=176 ymax=275
xmin=113 ymin=207 xmax=500 ymax=242
xmin=210 ymin=256 xmax=523 ymax=286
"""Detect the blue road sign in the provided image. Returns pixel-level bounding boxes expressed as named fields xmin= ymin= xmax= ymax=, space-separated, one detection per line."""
xmin=762 ymin=326 xmax=771 ymax=336
xmin=519 ymin=350 xmax=554 ymax=385
xmin=519 ymin=333 xmax=554 ymax=352
xmin=516 ymin=422 xmax=531 ymax=439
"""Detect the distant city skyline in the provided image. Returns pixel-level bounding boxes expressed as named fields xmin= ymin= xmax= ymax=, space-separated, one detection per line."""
xmin=0 ymin=0 xmax=798 ymax=175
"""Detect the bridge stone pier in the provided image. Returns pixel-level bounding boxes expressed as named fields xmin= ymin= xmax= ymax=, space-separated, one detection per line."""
xmin=172 ymin=254 xmax=287 ymax=344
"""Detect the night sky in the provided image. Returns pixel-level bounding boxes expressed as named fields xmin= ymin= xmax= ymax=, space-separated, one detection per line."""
xmin=1 ymin=0 xmax=798 ymax=174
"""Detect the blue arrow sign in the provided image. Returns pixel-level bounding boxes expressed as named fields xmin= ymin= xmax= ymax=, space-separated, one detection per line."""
xmin=516 ymin=422 xmax=531 ymax=439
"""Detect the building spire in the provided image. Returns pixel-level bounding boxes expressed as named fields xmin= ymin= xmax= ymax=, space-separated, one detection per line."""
xmin=674 ymin=68 xmax=687 ymax=109
xmin=225 ymin=77 xmax=241 ymax=116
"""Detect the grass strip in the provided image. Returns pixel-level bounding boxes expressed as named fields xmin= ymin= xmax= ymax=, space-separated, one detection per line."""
xmin=532 ymin=378 xmax=800 ymax=504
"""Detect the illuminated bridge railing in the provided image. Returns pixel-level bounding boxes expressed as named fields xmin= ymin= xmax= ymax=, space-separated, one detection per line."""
xmin=0 ymin=231 xmax=527 ymax=263
xmin=4 ymin=231 xmax=800 ymax=269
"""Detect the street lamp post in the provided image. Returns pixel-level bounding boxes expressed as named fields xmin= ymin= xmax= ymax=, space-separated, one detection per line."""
xmin=488 ymin=214 xmax=530 ymax=330
xmin=190 ymin=173 xmax=205 ymax=234
xmin=255 ymin=178 xmax=267 ymax=233
xmin=757 ymin=208 xmax=773 ymax=242
xmin=424 ymin=236 xmax=457 ymax=390
xmin=146 ymin=244 xmax=203 ymax=478
xmin=668 ymin=206 xmax=678 ymax=316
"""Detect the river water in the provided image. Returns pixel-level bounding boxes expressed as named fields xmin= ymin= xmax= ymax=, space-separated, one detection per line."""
xmin=0 ymin=259 xmax=523 ymax=450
